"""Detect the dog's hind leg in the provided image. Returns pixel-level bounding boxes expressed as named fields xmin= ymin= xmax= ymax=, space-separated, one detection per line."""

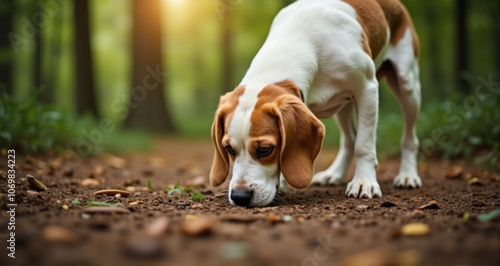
xmin=380 ymin=28 xmax=422 ymax=189
xmin=312 ymin=102 xmax=355 ymax=185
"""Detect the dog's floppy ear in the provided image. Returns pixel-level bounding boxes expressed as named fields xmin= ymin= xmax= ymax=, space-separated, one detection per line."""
xmin=274 ymin=95 xmax=325 ymax=189
xmin=210 ymin=106 xmax=230 ymax=187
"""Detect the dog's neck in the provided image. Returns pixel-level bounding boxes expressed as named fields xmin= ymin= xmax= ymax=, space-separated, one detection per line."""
xmin=239 ymin=34 xmax=318 ymax=103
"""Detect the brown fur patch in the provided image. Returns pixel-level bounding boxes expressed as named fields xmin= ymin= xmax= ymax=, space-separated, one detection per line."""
xmin=374 ymin=0 xmax=419 ymax=57
xmin=209 ymin=85 xmax=246 ymax=186
xmin=343 ymin=0 xmax=419 ymax=58
xmin=343 ymin=0 xmax=388 ymax=59
xmin=250 ymin=81 xmax=325 ymax=188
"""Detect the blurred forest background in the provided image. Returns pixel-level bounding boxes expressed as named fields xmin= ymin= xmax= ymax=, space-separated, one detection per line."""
xmin=0 ymin=0 xmax=499 ymax=167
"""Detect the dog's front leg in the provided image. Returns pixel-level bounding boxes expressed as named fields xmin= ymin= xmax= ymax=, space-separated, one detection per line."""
xmin=346 ymin=79 xmax=382 ymax=198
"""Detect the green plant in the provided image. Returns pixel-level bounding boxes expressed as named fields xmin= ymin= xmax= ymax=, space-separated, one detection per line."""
xmin=164 ymin=183 xmax=183 ymax=195
xmin=188 ymin=192 xmax=205 ymax=201
xmin=416 ymin=83 xmax=500 ymax=169
xmin=0 ymin=90 xmax=96 ymax=153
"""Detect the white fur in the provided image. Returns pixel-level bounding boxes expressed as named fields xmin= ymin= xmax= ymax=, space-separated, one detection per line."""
xmin=225 ymin=0 xmax=421 ymax=206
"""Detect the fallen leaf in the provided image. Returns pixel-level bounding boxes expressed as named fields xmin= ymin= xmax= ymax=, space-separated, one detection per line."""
xmin=25 ymin=155 xmax=47 ymax=169
xmin=468 ymin=177 xmax=483 ymax=186
xmin=122 ymin=237 xmax=165 ymax=259
xmin=267 ymin=213 xmax=282 ymax=224
xmin=26 ymin=174 xmax=47 ymax=191
xmin=84 ymin=206 xmax=131 ymax=214
xmin=477 ymin=209 xmax=500 ymax=222
xmin=342 ymin=247 xmax=394 ymax=266
xmin=445 ymin=166 xmax=463 ymax=179
xmin=42 ymin=226 xmax=79 ymax=244
xmin=81 ymin=178 xmax=100 ymax=187
xmin=220 ymin=214 xmax=264 ymax=223
xmin=401 ymin=223 xmax=430 ymax=236
xmin=186 ymin=176 xmax=207 ymax=187
xmin=92 ymin=165 xmax=105 ymax=176
xmin=93 ymin=189 xmax=131 ymax=197
xmin=179 ymin=216 xmax=216 ymax=236
xmin=85 ymin=201 xmax=122 ymax=207
xmin=418 ymin=200 xmax=440 ymax=210
xmin=105 ymin=155 xmax=127 ymax=169
xmin=146 ymin=217 xmax=170 ymax=237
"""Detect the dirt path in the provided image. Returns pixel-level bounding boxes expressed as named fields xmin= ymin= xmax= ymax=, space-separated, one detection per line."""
xmin=1 ymin=138 xmax=499 ymax=265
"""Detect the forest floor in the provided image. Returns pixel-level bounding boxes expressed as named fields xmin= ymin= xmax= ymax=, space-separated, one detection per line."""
xmin=1 ymin=138 xmax=499 ymax=265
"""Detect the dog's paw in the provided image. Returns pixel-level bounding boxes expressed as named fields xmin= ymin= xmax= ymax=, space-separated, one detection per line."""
xmin=312 ymin=170 xmax=343 ymax=186
xmin=345 ymin=178 xmax=382 ymax=198
xmin=393 ymin=173 xmax=422 ymax=189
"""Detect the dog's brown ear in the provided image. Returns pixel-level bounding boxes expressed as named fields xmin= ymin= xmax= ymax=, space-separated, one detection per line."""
xmin=274 ymin=95 xmax=325 ymax=189
xmin=210 ymin=107 xmax=230 ymax=187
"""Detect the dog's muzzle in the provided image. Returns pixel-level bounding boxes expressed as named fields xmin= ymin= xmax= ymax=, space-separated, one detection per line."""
xmin=230 ymin=189 xmax=253 ymax=207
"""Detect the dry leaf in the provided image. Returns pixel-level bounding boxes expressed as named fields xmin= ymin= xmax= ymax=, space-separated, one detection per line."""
xmin=93 ymin=189 xmax=131 ymax=196
xmin=42 ymin=226 xmax=79 ymax=244
xmin=146 ymin=217 xmax=170 ymax=237
xmin=179 ymin=216 xmax=215 ymax=236
xmin=401 ymin=223 xmax=430 ymax=236
xmin=81 ymin=178 xmax=100 ymax=187
xmin=445 ymin=166 xmax=463 ymax=179
xmin=418 ymin=200 xmax=440 ymax=210
xmin=105 ymin=155 xmax=127 ymax=169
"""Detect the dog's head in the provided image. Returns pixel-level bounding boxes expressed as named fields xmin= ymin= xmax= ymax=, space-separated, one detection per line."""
xmin=210 ymin=80 xmax=325 ymax=207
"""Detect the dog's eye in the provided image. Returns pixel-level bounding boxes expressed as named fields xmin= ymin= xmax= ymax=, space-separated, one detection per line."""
xmin=225 ymin=145 xmax=236 ymax=156
xmin=256 ymin=146 xmax=273 ymax=158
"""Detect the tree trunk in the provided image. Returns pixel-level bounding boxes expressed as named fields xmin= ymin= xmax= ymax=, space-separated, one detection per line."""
xmin=125 ymin=0 xmax=175 ymax=133
xmin=221 ymin=1 xmax=233 ymax=95
xmin=74 ymin=0 xmax=98 ymax=117
xmin=0 ymin=1 xmax=15 ymax=94
xmin=454 ymin=0 xmax=470 ymax=95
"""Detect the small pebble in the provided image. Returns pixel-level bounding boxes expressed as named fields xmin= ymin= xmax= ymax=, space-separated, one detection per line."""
xmin=62 ymin=204 xmax=69 ymax=210
xmin=283 ymin=215 xmax=293 ymax=222
xmin=26 ymin=190 xmax=39 ymax=196
xmin=356 ymin=205 xmax=369 ymax=211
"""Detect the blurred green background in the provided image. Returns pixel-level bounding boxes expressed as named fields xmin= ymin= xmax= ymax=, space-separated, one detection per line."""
xmin=0 ymin=0 xmax=499 ymax=166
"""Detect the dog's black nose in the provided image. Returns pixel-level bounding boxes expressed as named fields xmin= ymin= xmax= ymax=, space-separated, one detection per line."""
xmin=230 ymin=189 xmax=253 ymax=207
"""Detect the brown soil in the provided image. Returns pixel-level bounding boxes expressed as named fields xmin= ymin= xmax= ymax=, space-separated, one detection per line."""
xmin=1 ymin=138 xmax=499 ymax=265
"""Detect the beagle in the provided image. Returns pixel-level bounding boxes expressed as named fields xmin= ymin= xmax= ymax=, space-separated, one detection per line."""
xmin=210 ymin=0 xmax=422 ymax=207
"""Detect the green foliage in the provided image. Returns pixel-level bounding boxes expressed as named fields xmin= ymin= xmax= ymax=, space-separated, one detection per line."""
xmin=417 ymin=83 xmax=500 ymax=169
xmin=188 ymin=192 xmax=205 ymax=201
xmin=164 ymin=183 xmax=183 ymax=195
xmin=85 ymin=201 xmax=122 ymax=207
xmin=0 ymin=90 xmax=96 ymax=153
